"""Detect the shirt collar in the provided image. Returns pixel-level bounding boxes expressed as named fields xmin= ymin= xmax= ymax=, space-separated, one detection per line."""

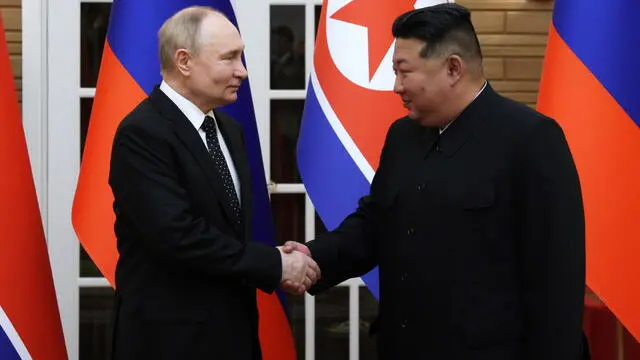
xmin=159 ymin=80 xmax=216 ymax=131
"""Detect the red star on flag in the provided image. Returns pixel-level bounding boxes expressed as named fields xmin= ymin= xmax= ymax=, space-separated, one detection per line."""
xmin=331 ymin=0 xmax=416 ymax=81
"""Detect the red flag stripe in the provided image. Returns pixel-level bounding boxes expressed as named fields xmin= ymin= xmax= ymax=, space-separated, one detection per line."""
xmin=538 ymin=25 xmax=640 ymax=340
xmin=0 ymin=17 xmax=68 ymax=359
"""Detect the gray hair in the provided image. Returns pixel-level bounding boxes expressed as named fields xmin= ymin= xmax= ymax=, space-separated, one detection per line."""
xmin=157 ymin=6 xmax=224 ymax=72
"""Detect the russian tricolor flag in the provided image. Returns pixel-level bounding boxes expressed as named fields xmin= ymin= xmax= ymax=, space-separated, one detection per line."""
xmin=71 ymin=1 xmax=295 ymax=358
xmin=538 ymin=0 xmax=640 ymax=341
xmin=0 ymin=16 xmax=68 ymax=360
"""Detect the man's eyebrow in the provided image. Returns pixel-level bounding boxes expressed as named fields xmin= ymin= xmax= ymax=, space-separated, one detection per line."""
xmin=221 ymin=48 xmax=242 ymax=56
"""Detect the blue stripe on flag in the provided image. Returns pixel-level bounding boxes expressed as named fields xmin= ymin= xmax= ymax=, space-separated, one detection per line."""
xmin=0 ymin=327 xmax=20 ymax=360
xmin=552 ymin=0 xmax=640 ymax=127
xmin=298 ymin=83 xmax=380 ymax=298
xmin=226 ymin=74 xmax=278 ymax=250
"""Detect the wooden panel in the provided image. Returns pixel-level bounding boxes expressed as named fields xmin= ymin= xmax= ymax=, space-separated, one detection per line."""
xmin=459 ymin=0 xmax=553 ymax=10
xmin=7 ymin=42 xmax=20 ymax=54
xmin=482 ymin=45 xmax=546 ymax=57
xmin=490 ymin=80 xmax=539 ymax=92
xmin=5 ymin=30 xmax=20 ymax=43
xmin=505 ymin=58 xmax=543 ymax=80
xmin=1 ymin=8 xmax=20 ymax=30
xmin=483 ymin=58 xmax=504 ymax=80
xmin=464 ymin=2 xmax=553 ymax=105
xmin=10 ymin=55 xmax=21 ymax=77
xmin=506 ymin=11 xmax=552 ymax=34
xmin=471 ymin=11 xmax=505 ymax=33
xmin=0 ymin=0 xmax=20 ymax=6
xmin=479 ymin=34 xmax=548 ymax=46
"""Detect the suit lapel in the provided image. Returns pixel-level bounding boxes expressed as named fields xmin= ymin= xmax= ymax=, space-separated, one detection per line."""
xmin=148 ymin=88 xmax=241 ymax=232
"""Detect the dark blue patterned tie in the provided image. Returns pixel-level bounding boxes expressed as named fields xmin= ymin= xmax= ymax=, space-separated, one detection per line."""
xmin=201 ymin=115 xmax=241 ymax=221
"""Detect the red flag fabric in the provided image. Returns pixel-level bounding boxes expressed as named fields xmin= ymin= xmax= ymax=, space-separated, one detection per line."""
xmin=537 ymin=0 xmax=640 ymax=340
xmin=0 ymin=17 xmax=68 ymax=360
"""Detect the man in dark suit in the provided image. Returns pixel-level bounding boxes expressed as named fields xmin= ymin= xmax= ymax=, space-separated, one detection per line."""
xmin=108 ymin=7 xmax=319 ymax=360
xmin=286 ymin=4 xmax=587 ymax=359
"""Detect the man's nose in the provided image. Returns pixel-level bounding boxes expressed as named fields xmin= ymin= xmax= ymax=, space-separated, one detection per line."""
xmin=393 ymin=76 xmax=403 ymax=94
xmin=236 ymin=62 xmax=248 ymax=79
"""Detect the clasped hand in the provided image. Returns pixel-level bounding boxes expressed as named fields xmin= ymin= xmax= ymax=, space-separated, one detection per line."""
xmin=277 ymin=241 xmax=319 ymax=295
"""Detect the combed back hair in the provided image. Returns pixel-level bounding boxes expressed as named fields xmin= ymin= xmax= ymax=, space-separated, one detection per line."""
xmin=158 ymin=6 xmax=224 ymax=72
xmin=392 ymin=3 xmax=482 ymax=65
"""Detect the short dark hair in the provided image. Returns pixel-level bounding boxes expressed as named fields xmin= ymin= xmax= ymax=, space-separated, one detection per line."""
xmin=392 ymin=3 xmax=482 ymax=62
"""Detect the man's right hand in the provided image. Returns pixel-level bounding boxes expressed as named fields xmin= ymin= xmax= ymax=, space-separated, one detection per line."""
xmin=277 ymin=246 xmax=320 ymax=295
xmin=282 ymin=241 xmax=312 ymax=257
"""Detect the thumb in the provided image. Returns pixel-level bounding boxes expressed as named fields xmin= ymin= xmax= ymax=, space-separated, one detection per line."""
xmin=281 ymin=243 xmax=295 ymax=253
xmin=283 ymin=241 xmax=299 ymax=253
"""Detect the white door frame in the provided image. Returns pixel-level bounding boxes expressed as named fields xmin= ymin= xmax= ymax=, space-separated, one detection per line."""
xmin=23 ymin=0 xmax=81 ymax=357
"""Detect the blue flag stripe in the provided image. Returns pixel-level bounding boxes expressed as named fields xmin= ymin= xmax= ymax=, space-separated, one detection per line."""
xmin=552 ymin=0 xmax=640 ymax=127
xmin=298 ymin=82 xmax=380 ymax=298
xmin=0 ymin=327 xmax=20 ymax=360
xmin=298 ymin=84 xmax=370 ymax=231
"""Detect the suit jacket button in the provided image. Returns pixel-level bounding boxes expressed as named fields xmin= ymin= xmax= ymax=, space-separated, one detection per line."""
xmin=417 ymin=184 xmax=423 ymax=191
xmin=407 ymin=228 xmax=415 ymax=236
xmin=400 ymin=320 xmax=408 ymax=329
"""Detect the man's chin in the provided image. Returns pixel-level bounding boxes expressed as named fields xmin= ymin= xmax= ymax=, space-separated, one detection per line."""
xmin=219 ymin=93 xmax=238 ymax=106
xmin=407 ymin=111 xmax=425 ymax=124
xmin=407 ymin=111 xmax=437 ymax=128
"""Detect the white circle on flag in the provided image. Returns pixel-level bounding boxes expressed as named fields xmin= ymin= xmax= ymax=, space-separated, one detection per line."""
xmin=325 ymin=0 xmax=453 ymax=91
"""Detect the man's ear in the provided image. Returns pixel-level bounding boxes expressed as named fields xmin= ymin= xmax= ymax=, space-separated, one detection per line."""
xmin=174 ymin=49 xmax=192 ymax=76
xmin=446 ymin=54 xmax=464 ymax=85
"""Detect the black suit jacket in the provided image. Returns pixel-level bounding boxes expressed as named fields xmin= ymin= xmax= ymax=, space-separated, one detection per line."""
xmin=308 ymin=84 xmax=586 ymax=360
xmin=109 ymin=87 xmax=282 ymax=360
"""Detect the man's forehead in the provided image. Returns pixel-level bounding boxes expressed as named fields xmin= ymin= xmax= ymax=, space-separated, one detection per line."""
xmin=220 ymin=42 xmax=245 ymax=54
xmin=209 ymin=33 xmax=244 ymax=53
xmin=201 ymin=13 xmax=237 ymax=37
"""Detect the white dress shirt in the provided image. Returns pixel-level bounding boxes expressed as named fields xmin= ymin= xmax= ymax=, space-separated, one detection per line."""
xmin=159 ymin=81 xmax=241 ymax=202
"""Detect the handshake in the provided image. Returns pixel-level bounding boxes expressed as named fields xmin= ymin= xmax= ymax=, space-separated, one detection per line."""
xmin=277 ymin=241 xmax=320 ymax=295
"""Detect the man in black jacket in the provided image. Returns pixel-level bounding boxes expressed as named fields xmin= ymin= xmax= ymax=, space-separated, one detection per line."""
xmin=287 ymin=4 xmax=587 ymax=359
xmin=109 ymin=7 xmax=319 ymax=360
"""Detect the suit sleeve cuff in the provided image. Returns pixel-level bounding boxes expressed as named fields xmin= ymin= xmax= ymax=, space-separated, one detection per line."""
xmin=245 ymin=243 xmax=282 ymax=293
